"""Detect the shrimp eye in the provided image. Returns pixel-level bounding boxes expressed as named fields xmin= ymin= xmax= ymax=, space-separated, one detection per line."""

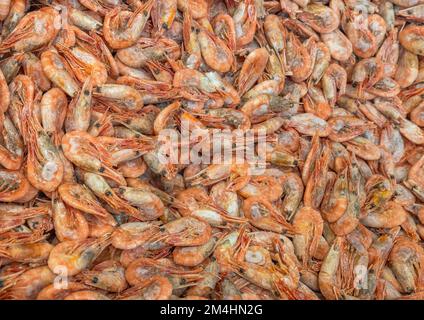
xmin=159 ymin=227 xmax=165 ymax=232
xmin=210 ymin=256 xmax=216 ymax=262
xmin=162 ymin=23 xmax=169 ymax=30
xmin=84 ymin=90 xmax=90 ymax=96
xmin=95 ymin=123 xmax=101 ymax=128
xmin=105 ymin=191 xmax=112 ymax=196
xmin=118 ymin=187 xmax=125 ymax=194
xmin=180 ymin=278 xmax=186 ymax=285
xmin=92 ymin=276 xmax=99 ymax=284
xmin=99 ymin=167 xmax=105 ymax=173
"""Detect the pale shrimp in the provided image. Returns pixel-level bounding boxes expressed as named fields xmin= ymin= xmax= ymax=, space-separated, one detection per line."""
xmin=298 ymin=3 xmax=340 ymax=33
xmin=198 ymin=27 xmax=233 ymax=73
xmin=400 ymin=24 xmax=424 ymax=56
xmin=173 ymin=236 xmax=216 ymax=267
xmin=0 ymin=113 xmax=23 ymax=170
xmin=65 ymin=77 xmax=93 ymax=133
xmin=115 ymin=186 xmax=165 ymax=220
xmin=77 ymin=260 xmax=128 ymax=293
xmin=23 ymin=101 xmax=65 ymax=193
xmin=22 ymin=53 xmax=51 ymax=92
xmin=103 ymin=0 xmax=154 ymax=49
xmin=186 ymin=260 xmax=220 ymax=297
xmin=233 ymin=0 xmax=257 ymax=48
xmin=318 ymin=237 xmax=343 ymax=300
xmin=153 ymin=216 xmax=212 ymax=247
xmin=95 ymin=84 xmax=144 ymax=112
xmin=48 ymin=235 xmax=112 ymax=276
xmin=52 ymin=197 xmax=89 ymax=242
xmin=61 ymin=131 xmax=126 ymax=186
xmin=389 ymin=236 xmax=424 ymax=293
xmin=321 ymin=63 xmax=347 ymax=106
xmin=321 ymin=30 xmax=353 ymax=62
xmin=292 ymin=206 xmax=323 ymax=267
xmin=286 ymin=113 xmax=331 ymax=137
xmin=243 ymin=196 xmax=293 ymax=234
xmin=117 ymin=275 xmax=172 ymax=300
xmin=37 ymin=282 xmax=90 ymax=300
xmin=0 ymin=266 xmax=55 ymax=300
xmin=111 ymin=221 xmax=161 ymax=250
xmin=56 ymin=44 xmax=108 ymax=86
xmin=58 ymin=183 xmax=115 ymax=222
xmin=40 ymin=88 xmax=68 ymax=144
xmin=238 ymin=48 xmax=269 ymax=97
xmin=0 ymin=7 xmax=59 ymax=53
xmin=40 ymin=49 xmax=79 ymax=98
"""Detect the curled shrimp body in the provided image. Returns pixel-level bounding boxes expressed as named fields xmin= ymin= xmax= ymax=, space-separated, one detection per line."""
xmin=56 ymin=44 xmax=108 ymax=86
xmin=48 ymin=235 xmax=111 ymax=276
xmin=243 ymin=196 xmax=293 ymax=234
xmin=41 ymin=49 xmax=79 ymax=98
xmin=77 ymin=260 xmax=128 ymax=293
xmin=0 ymin=266 xmax=55 ymax=300
xmin=62 ymin=131 xmax=126 ymax=186
xmin=115 ymin=186 xmax=165 ymax=220
xmin=95 ymin=84 xmax=144 ymax=112
xmin=40 ymin=88 xmax=68 ymax=143
xmin=389 ymin=237 xmax=424 ymax=293
xmin=52 ymin=197 xmax=89 ymax=242
xmin=233 ymin=0 xmax=257 ymax=48
xmin=103 ymin=0 xmax=154 ymax=49
xmin=400 ymin=25 xmax=424 ymax=56
xmin=298 ymin=3 xmax=340 ymax=33
xmin=321 ymin=30 xmax=353 ymax=62
xmin=173 ymin=236 xmax=216 ymax=267
xmin=58 ymin=183 xmax=115 ymax=222
xmin=22 ymin=53 xmax=51 ymax=92
xmin=117 ymin=275 xmax=172 ymax=300
xmin=156 ymin=216 xmax=212 ymax=247
xmin=0 ymin=114 xmax=23 ymax=170
xmin=238 ymin=48 xmax=269 ymax=97
xmin=0 ymin=7 xmax=59 ymax=53
xmin=198 ymin=28 xmax=233 ymax=73
xmin=23 ymin=102 xmax=64 ymax=193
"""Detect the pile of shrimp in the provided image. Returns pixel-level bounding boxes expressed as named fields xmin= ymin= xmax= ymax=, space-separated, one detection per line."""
xmin=2 ymin=0 xmax=424 ymax=301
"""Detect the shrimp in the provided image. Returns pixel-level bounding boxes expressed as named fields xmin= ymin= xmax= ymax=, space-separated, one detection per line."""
xmin=48 ymin=235 xmax=112 ymax=276
xmin=62 ymin=131 xmax=126 ymax=186
xmin=52 ymin=197 xmax=89 ymax=242
xmin=103 ymin=0 xmax=154 ymax=49
xmin=40 ymin=49 xmax=79 ymax=98
xmin=0 ymin=113 xmax=23 ymax=170
xmin=198 ymin=27 xmax=234 ymax=73
xmin=22 ymin=53 xmax=51 ymax=92
xmin=292 ymin=206 xmax=323 ymax=267
xmin=117 ymin=275 xmax=172 ymax=300
xmin=0 ymin=7 xmax=60 ymax=53
xmin=77 ymin=260 xmax=128 ymax=293
xmin=237 ymin=48 xmax=269 ymax=97
xmin=243 ymin=196 xmax=293 ymax=234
